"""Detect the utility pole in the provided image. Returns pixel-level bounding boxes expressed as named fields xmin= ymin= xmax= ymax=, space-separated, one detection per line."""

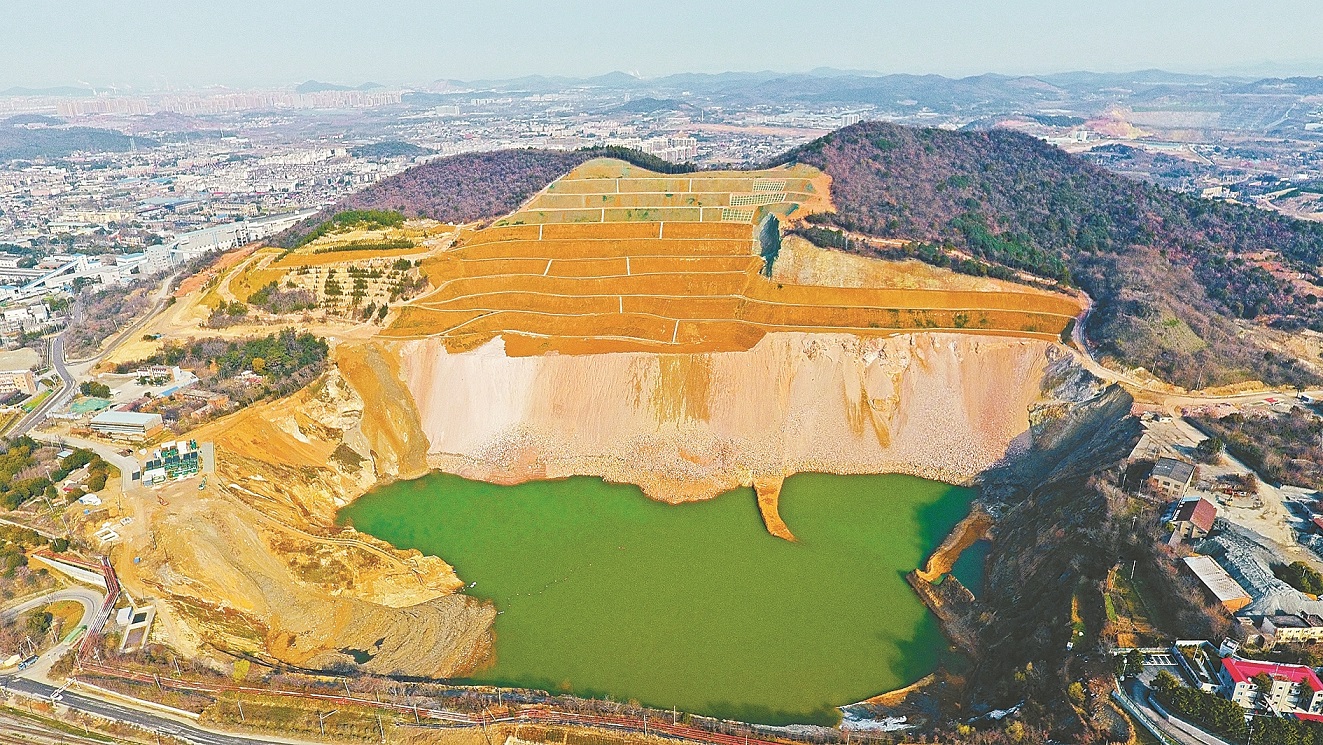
xmin=237 ymin=699 xmax=245 ymax=723
xmin=318 ymin=710 xmax=337 ymax=737
xmin=479 ymin=712 xmax=493 ymax=745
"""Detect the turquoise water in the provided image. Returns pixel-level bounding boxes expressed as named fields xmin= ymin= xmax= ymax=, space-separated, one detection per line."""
xmin=339 ymin=472 xmax=978 ymax=724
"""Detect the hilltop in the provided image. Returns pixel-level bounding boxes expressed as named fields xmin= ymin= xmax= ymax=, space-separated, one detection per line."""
xmin=773 ymin=122 xmax=1323 ymax=389
xmin=276 ymin=125 xmax=1323 ymax=390
xmin=271 ymin=146 xmax=698 ymax=249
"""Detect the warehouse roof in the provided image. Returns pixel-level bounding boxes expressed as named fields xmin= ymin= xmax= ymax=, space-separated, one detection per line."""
xmin=89 ymin=411 xmax=162 ymax=426
xmin=1183 ymin=555 xmax=1251 ymax=606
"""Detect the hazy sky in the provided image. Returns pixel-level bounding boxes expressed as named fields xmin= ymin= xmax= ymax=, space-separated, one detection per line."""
xmin=4 ymin=0 xmax=1323 ymax=89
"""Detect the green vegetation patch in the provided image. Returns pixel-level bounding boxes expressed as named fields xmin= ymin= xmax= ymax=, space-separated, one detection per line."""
xmin=115 ymin=330 xmax=329 ymax=410
xmin=295 ymin=209 xmax=407 ymax=247
xmin=1274 ymin=561 xmax=1323 ymax=595
xmin=311 ymin=238 xmax=415 ymax=255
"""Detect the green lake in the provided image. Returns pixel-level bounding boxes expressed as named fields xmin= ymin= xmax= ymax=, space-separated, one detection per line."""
xmin=338 ymin=472 xmax=977 ymax=725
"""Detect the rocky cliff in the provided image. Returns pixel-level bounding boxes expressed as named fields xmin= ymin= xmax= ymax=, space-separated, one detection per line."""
xmin=394 ymin=331 xmax=1076 ymax=503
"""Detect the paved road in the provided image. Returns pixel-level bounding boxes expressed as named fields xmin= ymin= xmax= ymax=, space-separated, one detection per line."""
xmin=64 ymin=269 xmax=181 ymax=368
xmin=10 ymin=332 xmax=73 ymax=438
xmin=0 ymin=586 xmax=102 ymax=681
xmin=42 ymin=434 xmax=141 ymax=497
xmin=1123 ymin=679 xmax=1229 ymax=745
xmin=0 ymin=586 xmax=101 ymax=623
xmin=0 ymin=675 xmax=280 ymax=745
xmin=10 ymin=270 xmax=180 ymax=439
xmin=1070 ymin=300 xmax=1323 ymax=404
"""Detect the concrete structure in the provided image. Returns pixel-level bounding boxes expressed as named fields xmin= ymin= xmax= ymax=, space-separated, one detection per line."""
xmin=1219 ymin=657 xmax=1323 ymax=714
xmin=0 ymin=369 xmax=36 ymax=396
xmin=29 ymin=552 xmax=108 ymax=590
xmin=1183 ymin=556 xmax=1252 ymax=613
xmin=1148 ymin=457 xmax=1196 ymax=499
xmin=1170 ymin=496 xmax=1218 ymax=543
xmin=88 ymin=410 xmax=163 ymax=438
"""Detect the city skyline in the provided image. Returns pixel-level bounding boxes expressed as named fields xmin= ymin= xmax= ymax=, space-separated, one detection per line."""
xmin=4 ymin=0 xmax=1323 ymax=89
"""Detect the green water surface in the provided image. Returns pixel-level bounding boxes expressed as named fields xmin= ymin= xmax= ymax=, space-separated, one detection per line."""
xmin=338 ymin=472 xmax=976 ymax=725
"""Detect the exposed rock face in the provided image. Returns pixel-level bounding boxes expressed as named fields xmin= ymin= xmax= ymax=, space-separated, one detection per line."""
xmin=396 ymin=331 xmax=1070 ymax=501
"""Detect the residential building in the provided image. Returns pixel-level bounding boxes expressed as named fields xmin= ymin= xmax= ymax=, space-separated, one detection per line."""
xmin=1170 ymin=496 xmax=1218 ymax=542
xmin=1219 ymin=657 xmax=1323 ymax=714
xmin=1183 ymin=556 xmax=1252 ymax=613
xmin=1148 ymin=457 xmax=1196 ymax=499
xmin=1257 ymin=614 xmax=1323 ymax=644
xmin=0 ymin=369 xmax=35 ymax=396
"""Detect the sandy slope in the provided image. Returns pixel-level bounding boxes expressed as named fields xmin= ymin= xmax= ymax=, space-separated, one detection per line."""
xmin=397 ymin=331 xmax=1064 ymax=502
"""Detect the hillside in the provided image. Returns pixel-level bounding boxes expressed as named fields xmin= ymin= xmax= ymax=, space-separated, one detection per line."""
xmin=386 ymin=157 xmax=1079 ymax=354
xmin=774 ymin=122 xmax=1323 ymax=389
xmin=271 ymin=149 xmax=598 ymax=247
xmin=272 ymin=146 xmax=702 ymax=248
xmin=0 ymin=122 xmax=155 ymax=161
xmin=281 ymin=125 xmax=1323 ymax=389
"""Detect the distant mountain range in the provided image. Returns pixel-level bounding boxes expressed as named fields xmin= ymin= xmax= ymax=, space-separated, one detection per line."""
xmin=6 ymin=69 xmax=1323 ymax=133
xmin=295 ymin=80 xmax=387 ymax=94
xmin=413 ymin=68 xmax=1323 ymax=134
xmin=0 ymin=85 xmax=95 ymax=97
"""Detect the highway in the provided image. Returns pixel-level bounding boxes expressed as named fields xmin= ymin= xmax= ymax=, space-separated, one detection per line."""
xmin=0 ymin=675 xmax=280 ymax=745
xmin=0 ymin=584 xmax=286 ymax=744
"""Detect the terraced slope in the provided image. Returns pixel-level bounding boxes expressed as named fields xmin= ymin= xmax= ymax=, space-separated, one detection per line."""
xmin=385 ymin=158 xmax=1083 ymax=355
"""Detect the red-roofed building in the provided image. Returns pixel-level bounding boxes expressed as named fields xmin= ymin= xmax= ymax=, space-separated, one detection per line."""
xmin=1171 ymin=497 xmax=1217 ymax=542
xmin=1219 ymin=657 xmax=1323 ymax=714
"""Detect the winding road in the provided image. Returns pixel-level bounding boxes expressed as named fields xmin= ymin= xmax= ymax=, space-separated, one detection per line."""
xmin=0 ymin=586 xmax=101 ymax=625
xmin=0 ymin=586 xmax=286 ymax=745
xmin=9 ymin=269 xmax=181 ymax=439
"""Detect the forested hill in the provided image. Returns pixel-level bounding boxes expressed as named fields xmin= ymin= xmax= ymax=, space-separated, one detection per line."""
xmin=270 ymin=146 xmax=695 ymax=248
xmin=271 ymin=149 xmax=596 ymax=247
xmin=774 ymin=122 xmax=1323 ymax=389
